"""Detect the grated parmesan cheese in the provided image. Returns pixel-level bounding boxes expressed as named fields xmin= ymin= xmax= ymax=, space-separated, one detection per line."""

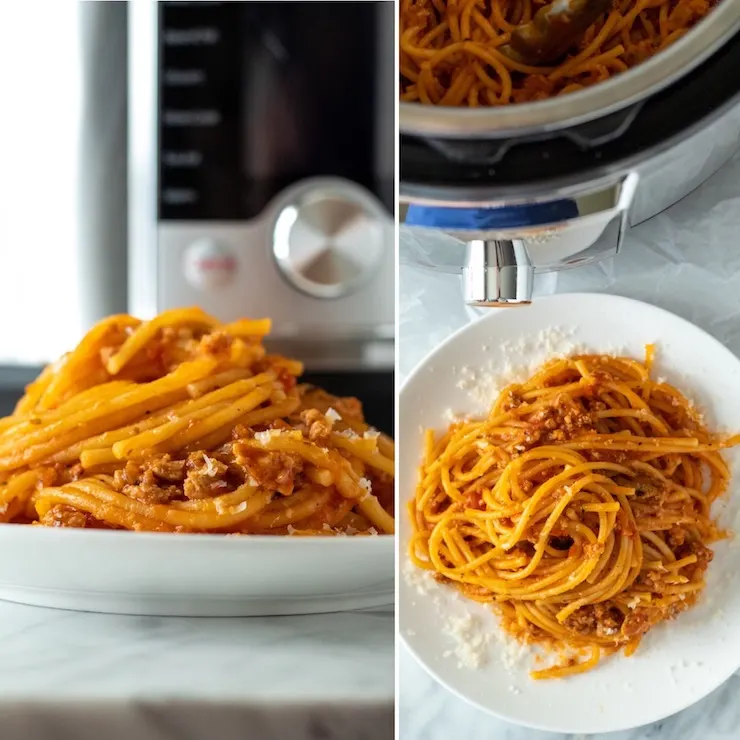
xmin=364 ymin=429 xmax=380 ymax=439
xmin=442 ymin=613 xmax=491 ymax=669
xmin=359 ymin=477 xmax=372 ymax=493
xmin=337 ymin=428 xmax=360 ymax=440
xmin=202 ymin=454 xmax=217 ymax=477
xmin=402 ymin=559 xmax=436 ymax=595
xmin=216 ymin=499 xmax=247 ymax=515
xmin=453 ymin=327 xmax=587 ymax=407
xmin=325 ymin=407 xmax=341 ymax=422
xmin=254 ymin=430 xmax=275 ymax=444
xmin=403 ymin=558 xmax=531 ymax=672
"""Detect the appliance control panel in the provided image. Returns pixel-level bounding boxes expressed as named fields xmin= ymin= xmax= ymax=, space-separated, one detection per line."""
xmin=130 ymin=1 xmax=394 ymax=369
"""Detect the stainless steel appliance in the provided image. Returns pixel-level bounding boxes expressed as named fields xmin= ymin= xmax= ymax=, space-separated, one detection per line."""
xmin=129 ymin=0 xmax=395 ymax=377
xmin=0 ymin=1 xmax=395 ymax=433
xmin=399 ymin=3 xmax=740 ymax=307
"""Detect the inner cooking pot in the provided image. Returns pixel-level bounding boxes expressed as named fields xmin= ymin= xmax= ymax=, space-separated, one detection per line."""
xmin=400 ymin=0 xmax=740 ymax=141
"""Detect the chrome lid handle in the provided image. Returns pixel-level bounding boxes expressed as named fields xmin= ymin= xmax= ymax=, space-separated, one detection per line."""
xmin=463 ymin=240 xmax=534 ymax=306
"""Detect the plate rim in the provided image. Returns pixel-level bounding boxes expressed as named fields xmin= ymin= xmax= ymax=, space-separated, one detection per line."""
xmin=398 ymin=291 xmax=740 ymax=733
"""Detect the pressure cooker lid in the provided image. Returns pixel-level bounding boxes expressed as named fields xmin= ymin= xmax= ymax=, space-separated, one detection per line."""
xmin=401 ymin=24 xmax=740 ymax=200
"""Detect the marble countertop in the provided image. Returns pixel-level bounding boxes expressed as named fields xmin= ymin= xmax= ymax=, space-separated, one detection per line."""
xmin=398 ymin=152 xmax=740 ymax=739
xmin=0 ymin=600 xmax=394 ymax=740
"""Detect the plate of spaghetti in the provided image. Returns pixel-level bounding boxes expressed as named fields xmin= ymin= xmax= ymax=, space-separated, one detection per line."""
xmin=400 ymin=293 xmax=740 ymax=733
xmin=0 ymin=308 xmax=394 ymax=616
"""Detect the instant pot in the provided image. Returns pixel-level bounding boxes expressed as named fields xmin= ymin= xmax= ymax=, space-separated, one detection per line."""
xmin=399 ymin=1 xmax=740 ymax=307
xmin=130 ymin=0 xmax=394 ymax=368
xmin=129 ymin=0 xmax=395 ymax=432
xmin=0 ymin=1 xmax=396 ymax=436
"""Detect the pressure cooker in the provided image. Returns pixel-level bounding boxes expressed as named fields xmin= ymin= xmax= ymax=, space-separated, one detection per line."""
xmin=399 ymin=1 xmax=740 ymax=306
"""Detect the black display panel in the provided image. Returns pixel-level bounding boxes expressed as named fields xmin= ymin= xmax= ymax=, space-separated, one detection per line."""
xmin=302 ymin=371 xmax=394 ymax=436
xmin=158 ymin=1 xmax=392 ymax=221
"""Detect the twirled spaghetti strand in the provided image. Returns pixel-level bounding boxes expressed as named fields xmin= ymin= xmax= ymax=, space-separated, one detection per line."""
xmin=409 ymin=348 xmax=738 ymax=677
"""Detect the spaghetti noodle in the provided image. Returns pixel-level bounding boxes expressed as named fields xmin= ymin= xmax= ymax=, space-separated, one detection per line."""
xmin=409 ymin=348 xmax=738 ymax=677
xmin=0 ymin=308 xmax=394 ymax=536
xmin=400 ymin=0 xmax=717 ymax=105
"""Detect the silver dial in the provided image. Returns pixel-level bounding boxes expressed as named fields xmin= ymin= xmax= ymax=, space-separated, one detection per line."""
xmin=271 ymin=181 xmax=387 ymax=299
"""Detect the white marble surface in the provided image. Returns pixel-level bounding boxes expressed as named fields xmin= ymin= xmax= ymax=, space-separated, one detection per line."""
xmin=399 ymin=150 xmax=740 ymax=739
xmin=0 ymin=600 xmax=393 ymax=739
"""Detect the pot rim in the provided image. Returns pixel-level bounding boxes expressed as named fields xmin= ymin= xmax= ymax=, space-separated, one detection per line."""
xmin=399 ymin=2 xmax=740 ymax=139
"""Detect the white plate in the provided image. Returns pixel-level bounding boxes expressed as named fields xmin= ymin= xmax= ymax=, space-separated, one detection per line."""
xmin=0 ymin=526 xmax=393 ymax=616
xmin=399 ymin=293 xmax=740 ymax=734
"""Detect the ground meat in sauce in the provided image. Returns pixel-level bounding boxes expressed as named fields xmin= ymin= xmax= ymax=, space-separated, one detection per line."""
xmin=149 ymin=456 xmax=186 ymax=482
xmin=199 ymin=331 xmax=232 ymax=356
xmin=636 ymin=569 xmax=663 ymax=590
xmin=582 ymin=449 xmax=630 ymax=464
xmin=621 ymin=607 xmax=656 ymax=638
xmin=666 ymin=526 xmax=687 ymax=548
xmin=39 ymin=504 xmax=107 ymax=529
xmin=629 ymin=475 xmax=665 ymax=498
xmin=80 ymin=423 xmax=318 ymax=508
xmin=675 ymin=539 xmax=714 ymax=569
xmin=300 ymin=409 xmax=334 ymax=445
xmin=113 ymin=466 xmax=181 ymax=505
xmin=232 ymin=444 xmax=303 ymax=496
xmin=463 ymin=490 xmax=485 ymax=510
xmin=522 ymin=621 xmax=546 ymax=640
xmin=564 ymin=603 xmax=625 ymax=638
xmin=277 ymin=368 xmax=298 ymax=393
xmin=520 ymin=479 xmax=535 ymax=493
xmin=182 ymin=452 xmax=231 ymax=500
xmin=52 ymin=462 xmax=85 ymax=485
xmin=629 ymin=488 xmax=670 ymax=521
xmin=329 ymin=396 xmax=363 ymax=422
xmin=516 ymin=402 xmax=598 ymax=451
xmin=500 ymin=389 xmax=523 ymax=411
xmin=112 ymin=452 xmax=234 ymax=504
xmin=615 ymin=514 xmax=637 ymax=538
xmin=583 ymin=541 xmax=605 ymax=558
